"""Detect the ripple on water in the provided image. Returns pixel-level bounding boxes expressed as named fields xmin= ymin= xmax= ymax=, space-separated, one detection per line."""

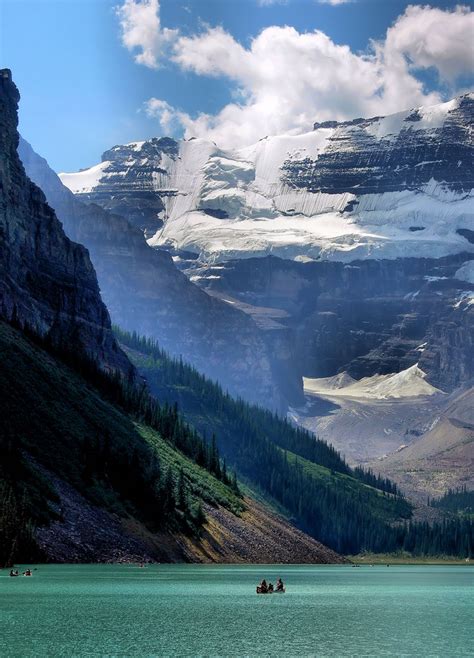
xmin=0 ymin=564 xmax=472 ymax=657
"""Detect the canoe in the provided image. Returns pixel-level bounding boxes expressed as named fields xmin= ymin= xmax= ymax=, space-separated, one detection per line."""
xmin=256 ymin=587 xmax=285 ymax=594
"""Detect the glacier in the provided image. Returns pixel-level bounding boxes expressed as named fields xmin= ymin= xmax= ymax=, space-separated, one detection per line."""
xmin=60 ymin=93 xmax=474 ymax=264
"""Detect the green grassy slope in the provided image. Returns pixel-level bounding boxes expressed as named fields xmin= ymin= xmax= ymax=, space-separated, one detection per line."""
xmin=138 ymin=426 xmax=243 ymax=515
xmin=284 ymin=452 xmax=410 ymax=523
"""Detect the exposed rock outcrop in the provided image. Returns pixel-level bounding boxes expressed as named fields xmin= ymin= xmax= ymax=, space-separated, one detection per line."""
xmin=0 ymin=69 xmax=131 ymax=375
xmin=419 ymin=298 xmax=474 ymax=391
xmin=74 ymin=138 xmax=179 ymax=236
xmin=199 ymin=254 xmax=474 ymax=392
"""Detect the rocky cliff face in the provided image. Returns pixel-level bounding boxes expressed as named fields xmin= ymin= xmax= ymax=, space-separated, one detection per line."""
xmin=303 ymin=95 xmax=473 ymax=195
xmin=19 ymin=139 xmax=298 ymax=410
xmin=419 ymin=294 xmax=474 ymax=391
xmin=71 ymin=138 xmax=179 ymax=237
xmin=0 ymin=69 xmax=131 ymax=375
xmin=199 ymin=254 xmax=474 ymax=393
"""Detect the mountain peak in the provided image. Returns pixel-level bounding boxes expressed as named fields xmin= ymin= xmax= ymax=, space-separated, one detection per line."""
xmin=313 ymin=93 xmax=472 ymax=133
xmin=60 ymin=91 xmax=473 ymax=264
xmin=101 ymin=136 xmax=179 ymax=164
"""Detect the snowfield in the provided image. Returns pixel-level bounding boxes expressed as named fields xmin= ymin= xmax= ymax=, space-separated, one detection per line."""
xmin=303 ymin=365 xmax=443 ymax=401
xmin=293 ymin=365 xmax=450 ymax=465
xmin=60 ymin=94 xmax=474 ymax=263
xmin=60 ymin=161 xmax=111 ymax=194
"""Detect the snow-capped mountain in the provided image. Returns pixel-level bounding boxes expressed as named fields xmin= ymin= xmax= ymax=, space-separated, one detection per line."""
xmin=60 ymin=94 xmax=473 ymax=263
xmin=56 ymin=93 xmax=474 ymax=424
xmin=49 ymin=92 xmax=474 ymax=486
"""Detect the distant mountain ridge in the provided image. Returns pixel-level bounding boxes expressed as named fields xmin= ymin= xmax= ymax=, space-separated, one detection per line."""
xmin=60 ymin=94 xmax=473 ymax=263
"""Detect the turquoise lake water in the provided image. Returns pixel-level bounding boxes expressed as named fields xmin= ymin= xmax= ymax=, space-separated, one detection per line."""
xmin=0 ymin=564 xmax=472 ymax=657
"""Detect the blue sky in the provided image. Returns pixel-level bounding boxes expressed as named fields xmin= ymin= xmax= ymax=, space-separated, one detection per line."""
xmin=1 ymin=0 xmax=473 ymax=171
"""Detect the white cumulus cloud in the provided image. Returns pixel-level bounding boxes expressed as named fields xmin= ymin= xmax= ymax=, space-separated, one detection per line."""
xmin=144 ymin=97 xmax=186 ymax=133
xmin=117 ymin=1 xmax=473 ymax=147
xmin=383 ymin=4 xmax=474 ymax=83
xmin=116 ymin=0 xmax=177 ymax=69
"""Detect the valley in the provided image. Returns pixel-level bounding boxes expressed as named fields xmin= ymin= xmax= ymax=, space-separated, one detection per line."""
xmin=1 ymin=66 xmax=473 ymax=564
xmin=1 ymin=68 xmax=345 ymax=565
xmin=55 ymin=95 xmax=473 ymax=492
xmin=2 ymin=1 xmax=474 ymax=655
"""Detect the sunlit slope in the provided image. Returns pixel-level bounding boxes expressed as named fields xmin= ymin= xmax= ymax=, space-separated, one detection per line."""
xmin=375 ymin=387 xmax=474 ymax=500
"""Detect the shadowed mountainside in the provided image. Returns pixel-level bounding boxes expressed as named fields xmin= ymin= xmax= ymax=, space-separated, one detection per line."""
xmin=0 ymin=320 xmax=340 ymax=565
xmin=0 ymin=69 xmax=131 ymax=376
xmin=19 ymin=137 xmax=301 ymax=411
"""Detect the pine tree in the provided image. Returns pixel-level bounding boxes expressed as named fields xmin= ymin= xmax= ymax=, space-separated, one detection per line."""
xmin=177 ymin=468 xmax=188 ymax=512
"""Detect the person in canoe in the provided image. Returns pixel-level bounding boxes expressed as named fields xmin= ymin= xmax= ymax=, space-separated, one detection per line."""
xmin=256 ymin=579 xmax=268 ymax=593
xmin=268 ymin=582 xmax=274 ymax=593
xmin=23 ymin=569 xmax=32 ymax=576
xmin=276 ymin=578 xmax=285 ymax=592
xmin=9 ymin=569 xmax=19 ymax=577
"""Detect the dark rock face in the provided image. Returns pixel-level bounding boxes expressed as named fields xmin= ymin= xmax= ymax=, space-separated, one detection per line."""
xmin=19 ymin=139 xmax=296 ymax=411
xmin=419 ymin=301 xmax=474 ymax=391
xmin=292 ymin=95 xmax=473 ymax=196
xmin=200 ymin=254 xmax=474 ymax=392
xmin=0 ymin=69 xmax=131 ymax=375
xmin=78 ymin=137 xmax=179 ymax=236
xmin=457 ymin=228 xmax=474 ymax=244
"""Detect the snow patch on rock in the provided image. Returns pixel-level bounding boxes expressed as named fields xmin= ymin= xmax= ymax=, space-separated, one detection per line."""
xmin=455 ymin=261 xmax=474 ymax=284
xmin=304 ymin=365 xmax=443 ymax=400
xmin=59 ymin=161 xmax=110 ymax=194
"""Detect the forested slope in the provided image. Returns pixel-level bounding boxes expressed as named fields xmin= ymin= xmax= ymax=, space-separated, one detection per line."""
xmin=117 ymin=329 xmax=473 ymax=558
xmin=0 ymin=321 xmax=340 ymax=565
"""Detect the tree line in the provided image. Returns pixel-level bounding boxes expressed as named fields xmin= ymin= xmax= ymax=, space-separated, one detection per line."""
xmin=429 ymin=487 xmax=474 ymax=515
xmin=115 ymin=327 xmax=473 ymax=558
xmin=114 ymin=328 xmax=395 ymax=489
